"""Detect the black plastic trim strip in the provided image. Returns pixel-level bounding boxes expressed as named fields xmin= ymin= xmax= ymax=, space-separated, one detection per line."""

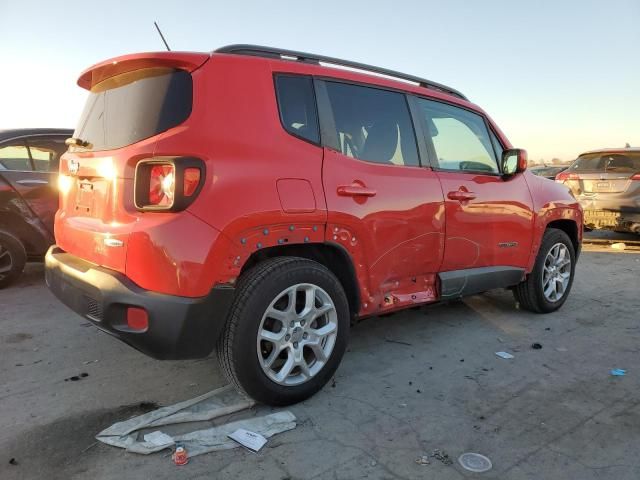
xmin=438 ymin=266 xmax=525 ymax=299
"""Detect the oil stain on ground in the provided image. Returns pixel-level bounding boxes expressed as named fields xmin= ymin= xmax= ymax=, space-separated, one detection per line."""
xmin=4 ymin=333 xmax=33 ymax=344
xmin=2 ymin=401 xmax=159 ymax=480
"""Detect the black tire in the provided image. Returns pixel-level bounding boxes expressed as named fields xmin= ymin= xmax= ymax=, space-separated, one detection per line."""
xmin=0 ymin=231 xmax=27 ymax=289
xmin=217 ymin=257 xmax=350 ymax=406
xmin=513 ymin=228 xmax=576 ymax=313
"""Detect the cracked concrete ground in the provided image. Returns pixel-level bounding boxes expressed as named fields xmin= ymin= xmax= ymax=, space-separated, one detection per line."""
xmin=1 ymin=241 xmax=639 ymax=479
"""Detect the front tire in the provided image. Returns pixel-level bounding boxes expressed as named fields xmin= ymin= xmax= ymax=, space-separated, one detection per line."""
xmin=217 ymin=257 xmax=350 ymax=406
xmin=513 ymin=228 xmax=576 ymax=313
xmin=0 ymin=232 xmax=27 ymax=289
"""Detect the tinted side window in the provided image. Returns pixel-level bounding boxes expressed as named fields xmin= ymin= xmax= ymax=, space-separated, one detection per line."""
xmin=274 ymin=75 xmax=320 ymax=144
xmin=416 ymin=98 xmax=498 ymax=174
xmin=27 ymin=136 xmax=68 ymax=172
xmin=0 ymin=140 xmax=32 ymax=171
xmin=324 ymin=82 xmax=419 ymax=167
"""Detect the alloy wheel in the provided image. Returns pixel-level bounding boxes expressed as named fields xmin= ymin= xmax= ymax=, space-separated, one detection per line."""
xmin=542 ymin=242 xmax=571 ymax=302
xmin=256 ymin=283 xmax=338 ymax=386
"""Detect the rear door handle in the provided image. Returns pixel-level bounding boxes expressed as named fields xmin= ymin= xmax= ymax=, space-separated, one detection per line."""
xmin=447 ymin=190 xmax=476 ymax=201
xmin=337 ymin=185 xmax=377 ymax=197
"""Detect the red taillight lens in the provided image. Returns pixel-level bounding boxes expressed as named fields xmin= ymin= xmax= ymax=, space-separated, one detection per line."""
xmin=555 ymin=171 xmax=579 ymax=182
xmin=135 ymin=158 xmax=204 ymax=211
xmin=148 ymin=164 xmax=175 ymax=206
xmin=126 ymin=307 xmax=149 ymax=332
xmin=183 ymin=167 xmax=201 ymax=197
xmin=631 ymin=173 xmax=640 ymax=181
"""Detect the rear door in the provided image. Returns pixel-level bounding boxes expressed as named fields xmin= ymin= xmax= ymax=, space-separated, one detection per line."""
xmin=412 ymin=97 xmax=534 ymax=271
xmin=0 ymin=135 xmax=67 ymax=234
xmin=317 ymin=80 xmax=446 ymax=310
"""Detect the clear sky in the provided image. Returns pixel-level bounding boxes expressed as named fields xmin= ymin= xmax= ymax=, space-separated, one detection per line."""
xmin=1 ymin=0 xmax=638 ymax=161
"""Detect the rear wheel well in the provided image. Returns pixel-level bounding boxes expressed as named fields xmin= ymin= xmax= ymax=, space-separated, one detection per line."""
xmin=240 ymin=243 xmax=360 ymax=318
xmin=546 ymin=219 xmax=579 ymax=255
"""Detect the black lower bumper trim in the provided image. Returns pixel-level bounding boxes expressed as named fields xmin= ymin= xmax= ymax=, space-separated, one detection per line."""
xmin=45 ymin=246 xmax=234 ymax=360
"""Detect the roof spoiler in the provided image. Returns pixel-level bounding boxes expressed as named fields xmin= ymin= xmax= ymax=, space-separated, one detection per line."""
xmin=77 ymin=51 xmax=210 ymax=90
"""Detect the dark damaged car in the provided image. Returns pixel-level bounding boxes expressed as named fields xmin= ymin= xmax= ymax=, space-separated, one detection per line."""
xmin=0 ymin=128 xmax=71 ymax=287
xmin=556 ymin=148 xmax=640 ymax=233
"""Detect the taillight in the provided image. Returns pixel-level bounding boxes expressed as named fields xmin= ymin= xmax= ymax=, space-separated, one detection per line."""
xmin=555 ymin=171 xmax=579 ymax=182
xmin=183 ymin=167 xmax=201 ymax=197
xmin=631 ymin=173 xmax=640 ymax=181
xmin=148 ymin=164 xmax=175 ymax=207
xmin=135 ymin=157 xmax=205 ymax=211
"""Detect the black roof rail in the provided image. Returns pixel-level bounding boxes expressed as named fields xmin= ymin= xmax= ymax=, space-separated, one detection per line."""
xmin=214 ymin=44 xmax=468 ymax=101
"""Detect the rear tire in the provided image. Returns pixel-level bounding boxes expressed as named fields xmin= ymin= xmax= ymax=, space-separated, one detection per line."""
xmin=513 ymin=228 xmax=576 ymax=313
xmin=0 ymin=232 xmax=27 ymax=289
xmin=217 ymin=257 xmax=350 ymax=406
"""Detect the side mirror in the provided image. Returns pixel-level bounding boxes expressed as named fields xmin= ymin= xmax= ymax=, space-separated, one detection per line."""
xmin=501 ymin=149 xmax=528 ymax=176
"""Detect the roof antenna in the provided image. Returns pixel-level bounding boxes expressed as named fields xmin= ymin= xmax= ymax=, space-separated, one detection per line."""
xmin=154 ymin=21 xmax=171 ymax=51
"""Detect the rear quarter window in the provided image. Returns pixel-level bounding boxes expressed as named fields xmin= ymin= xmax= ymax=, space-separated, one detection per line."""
xmin=274 ymin=75 xmax=320 ymax=144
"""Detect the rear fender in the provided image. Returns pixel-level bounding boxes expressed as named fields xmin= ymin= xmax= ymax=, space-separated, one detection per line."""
xmin=215 ymin=222 xmax=326 ymax=284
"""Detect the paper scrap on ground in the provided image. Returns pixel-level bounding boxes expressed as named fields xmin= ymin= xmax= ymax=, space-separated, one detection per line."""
xmin=143 ymin=431 xmax=174 ymax=447
xmin=228 ymin=428 xmax=268 ymax=452
xmin=96 ymin=385 xmax=296 ymax=458
xmin=495 ymin=351 xmax=514 ymax=359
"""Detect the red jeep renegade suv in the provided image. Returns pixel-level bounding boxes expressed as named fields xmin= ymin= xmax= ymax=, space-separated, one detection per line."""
xmin=46 ymin=45 xmax=582 ymax=405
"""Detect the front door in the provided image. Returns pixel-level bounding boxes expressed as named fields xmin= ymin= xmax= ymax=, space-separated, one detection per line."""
xmin=412 ymin=97 xmax=534 ymax=272
xmin=318 ymin=80 xmax=445 ymax=314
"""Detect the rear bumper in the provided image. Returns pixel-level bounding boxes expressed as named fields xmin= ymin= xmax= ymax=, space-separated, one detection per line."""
xmin=582 ymin=209 xmax=640 ymax=232
xmin=45 ymin=246 xmax=234 ymax=360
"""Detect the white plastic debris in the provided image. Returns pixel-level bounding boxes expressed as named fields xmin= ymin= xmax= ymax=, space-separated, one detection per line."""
xmin=459 ymin=452 xmax=492 ymax=472
xmin=228 ymin=428 xmax=268 ymax=452
xmin=143 ymin=431 xmax=174 ymax=447
xmin=96 ymin=385 xmax=296 ymax=458
xmin=495 ymin=351 xmax=514 ymax=359
xmin=611 ymin=242 xmax=626 ymax=251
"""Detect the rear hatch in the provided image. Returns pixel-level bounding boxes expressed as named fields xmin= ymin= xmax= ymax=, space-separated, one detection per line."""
xmin=560 ymin=151 xmax=640 ymax=196
xmin=56 ymin=52 xmax=209 ymax=272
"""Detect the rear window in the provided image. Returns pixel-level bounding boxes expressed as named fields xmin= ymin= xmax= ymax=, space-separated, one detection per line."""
xmin=570 ymin=152 xmax=640 ymax=173
xmin=73 ymin=68 xmax=192 ymax=152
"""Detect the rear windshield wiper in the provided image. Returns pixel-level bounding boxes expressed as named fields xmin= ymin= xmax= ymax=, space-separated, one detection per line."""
xmin=65 ymin=137 xmax=93 ymax=149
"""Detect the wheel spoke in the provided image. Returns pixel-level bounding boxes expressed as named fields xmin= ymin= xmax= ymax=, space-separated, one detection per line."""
xmin=312 ymin=322 xmax=337 ymax=338
xmin=312 ymin=303 xmax=333 ymax=321
xmin=263 ymin=346 xmax=282 ymax=368
xmin=292 ymin=346 xmax=310 ymax=377
xmin=285 ymin=288 xmax=296 ymax=313
xmin=260 ymin=329 xmax=286 ymax=344
xmin=544 ymin=281 xmax=555 ymax=299
xmin=298 ymin=285 xmax=316 ymax=317
xmin=275 ymin=351 xmax=295 ymax=382
xmin=306 ymin=340 xmax=328 ymax=363
xmin=265 ymin=307 xmax=288 ymax=322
